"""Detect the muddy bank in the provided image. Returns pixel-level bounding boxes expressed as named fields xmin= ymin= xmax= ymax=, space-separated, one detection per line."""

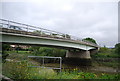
xmin=28 ymin=57 xmax=120 ymax=73
xmin=62 ymin=58 xmax=120 ymax=73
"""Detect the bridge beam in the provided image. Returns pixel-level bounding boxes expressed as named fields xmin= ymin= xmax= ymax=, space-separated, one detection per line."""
xmin=1 ymin=33 xmax=97 ymax=51
xmin=66 ymin=50 xmax=91 ymax=59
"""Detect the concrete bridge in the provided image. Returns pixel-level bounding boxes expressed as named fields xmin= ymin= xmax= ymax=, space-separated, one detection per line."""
xmin=0 ymin=19 xmax=100 ymax=59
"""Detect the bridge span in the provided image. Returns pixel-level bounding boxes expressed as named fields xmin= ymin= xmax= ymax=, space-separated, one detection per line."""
xmin=0 ymin=19 xmax=100 ymax=59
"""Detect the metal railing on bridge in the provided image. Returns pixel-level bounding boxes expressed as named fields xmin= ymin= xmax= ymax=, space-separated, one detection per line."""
xmin=0 ymin=19 xmax=98 ymax=47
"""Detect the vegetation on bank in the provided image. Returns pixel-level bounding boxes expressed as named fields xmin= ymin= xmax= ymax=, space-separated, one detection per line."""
xmin=2 ymin=61 xmax=119 ymax=79
xmin=2 ymin=42 xmax=120 ymax=79
xmin=29 ymin=46 xmax=66 ymax=57
xmin=3 ymin=44 xmax=119 ymax=60
xmin=2 ymin=51 xmax=120 ymax=80
xmin=91 ymin=46 xmax=120 ymax=58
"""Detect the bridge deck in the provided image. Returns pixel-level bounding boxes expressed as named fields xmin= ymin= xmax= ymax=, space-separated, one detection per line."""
xmin=0 ymin=28 xmax=67 ymax=39
xmin=0 ymin=27 xmax=98 ymax=47
xmin=0 ymin=19 xmax=99 ymax=48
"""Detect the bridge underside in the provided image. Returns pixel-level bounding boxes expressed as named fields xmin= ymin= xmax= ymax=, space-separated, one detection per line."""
xmin=0 ymin=33 xmax=98 ymax=59
xmin=1 ymin=33 xmax=97 ymax=50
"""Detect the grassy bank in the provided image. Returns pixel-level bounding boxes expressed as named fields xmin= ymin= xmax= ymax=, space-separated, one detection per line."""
xmin=2 ymin=61 xmax=119 ymax=79
xmin=2 ymin=50 xmax=120 ymax=79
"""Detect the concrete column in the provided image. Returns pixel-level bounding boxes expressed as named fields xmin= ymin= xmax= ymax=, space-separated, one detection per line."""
xmin=90 ymin=49 xmax=98 ymax=55
xmin=66 ymin=50 xmax=91 ymax=59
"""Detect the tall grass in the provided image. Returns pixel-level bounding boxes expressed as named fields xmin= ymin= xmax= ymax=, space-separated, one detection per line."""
xmin=2 ymin=61 xmax=119 ymax=79
xmin=2 ymin=61 xmax=56 ymax=79
xmin=2 ymin=50 xmax=120 ymax=79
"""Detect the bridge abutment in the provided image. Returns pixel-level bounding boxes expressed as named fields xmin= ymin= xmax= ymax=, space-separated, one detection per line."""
xmin=66 ymin=50 xmax=91 ymax=59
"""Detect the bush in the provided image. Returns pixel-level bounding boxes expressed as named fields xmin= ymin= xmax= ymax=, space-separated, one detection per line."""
xmin=3 ymin=61 xmax=119 ymax=79
xmin=2 ymin=61 xmax=56 ymax=79
xmin=30 ymin=46 xmax=66 ymax=57
xmin=99 ymin=47 xmax=109 ymax=53
xmin=115 ymin=43 xmax=120 ymax=54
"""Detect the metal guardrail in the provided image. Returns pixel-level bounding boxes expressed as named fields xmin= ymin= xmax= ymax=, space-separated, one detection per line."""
xmin=28 ymin=56 xmax=62 ymax=72
xmin=0 ymin=19 xmax=98 ymax=47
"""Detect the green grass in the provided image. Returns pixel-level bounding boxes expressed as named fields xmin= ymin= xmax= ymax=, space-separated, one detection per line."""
xmin=96 ymin=61 xmax=119 ymax=68
xmin=2 ymin=50 xmax=120 ymax=79
xmin=5 ymin=51 xmax=33 ymax=61
xmin=92 ymin=53 xmax=119 ymax=58
xmin=2 ymin=61 xmax=120 ymax=79
xmin=57 ymin=71 xmax=119 ymax=79
xmin=91 ymin=47 xmax=120 ymax=58
xmin=6 ymin=50 xmax=31 ymax=55
xmin=2 ymin=61 xmax=57 ymax=79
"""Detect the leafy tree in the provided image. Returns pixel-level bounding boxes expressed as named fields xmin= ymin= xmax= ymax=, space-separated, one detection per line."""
xmin=82 ymin=37 xmax=97 ymax=44
xmin=2 ymin=44 xmax=10 ymax=51
xmin=30 ymin=46 xmax=40 ymax=55
xmin=52 ymin=48 xmax=66 ymax=57
xmin=30 ymin=46 xmax=66 ymax=57
xmin=115 ymin=43 xmax=120 ymax=54
xmin=99 ymin=47 xmax=109 ymax=53
xmin=2 ymin=44 xmax=10 ymax=63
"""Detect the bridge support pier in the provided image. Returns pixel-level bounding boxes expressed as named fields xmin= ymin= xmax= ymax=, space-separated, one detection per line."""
xmin=66 ymin=50 xmax=91 ymax=59
xmin=90 ymin=49 xmax=98 ymax=55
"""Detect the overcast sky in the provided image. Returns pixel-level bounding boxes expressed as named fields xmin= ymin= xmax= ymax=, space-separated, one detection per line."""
xmin=1 ymin=0 xmax=119 ymax=47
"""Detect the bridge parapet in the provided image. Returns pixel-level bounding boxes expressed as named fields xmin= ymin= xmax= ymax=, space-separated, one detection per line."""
xmin=0 ymin=19 xmax=99 ymax=47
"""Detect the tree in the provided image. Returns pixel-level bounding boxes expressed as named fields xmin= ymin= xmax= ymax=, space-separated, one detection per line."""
xmin=99 ymin=47 xmax=109 ymax=53
xmin=82 ymin=37 xmax=97 ymax=44
xmin=30 ymin=46 xmax=66 ymax=57
xmin=30 ymin=46 xmax=40 ymax=55
xmin=2 ymin=44 xmax=10 ymax=51
xmin=2 ymin=44 xmax=10 ymax=63
xmin=115 ymin=43 xmax=120 ymax=54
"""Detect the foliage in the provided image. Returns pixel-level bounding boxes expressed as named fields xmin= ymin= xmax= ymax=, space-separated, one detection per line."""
xmin=99 ymin=47 xmax=109 ymax=53
xmin=2 ymin=53 xmax=119 ymax=79
xmin=30 ymin=46 xmax=66 ymax=57
xmin=2 ymin=44 xmax=11 ymax=51
xmin=6 ymin=50 xmax=31 ymax=55
xmin=115 ymin=43 xmax=120 ymax=54
xmin=94 ymin=43 xmax=120 ymax=59
xmin=2 ymin=61 xmax=56 ymax=79
xmin=3 ymin=61 xmax=119 ymax=79
xmin=2 ymin=44 xmax=10 ymax=63
xmin=91 ymin=46 xmax=120 ymax=58
xmin=56 ymin=69 xmax=119 ymax=79
xmin=82 ymin=37 xmax=97 ymax=44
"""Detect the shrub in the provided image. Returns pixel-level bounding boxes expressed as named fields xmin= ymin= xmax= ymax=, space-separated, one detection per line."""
xmin=2 ymin=61 xmax=56 ymax=79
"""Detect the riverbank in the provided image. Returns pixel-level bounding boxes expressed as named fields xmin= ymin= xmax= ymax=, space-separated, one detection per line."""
xmin=2 ymin=51 xmax=120 ymax=80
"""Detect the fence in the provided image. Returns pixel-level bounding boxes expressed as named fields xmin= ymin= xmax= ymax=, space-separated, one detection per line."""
xmin=28 ymin=56 xmax=62 ymax=72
